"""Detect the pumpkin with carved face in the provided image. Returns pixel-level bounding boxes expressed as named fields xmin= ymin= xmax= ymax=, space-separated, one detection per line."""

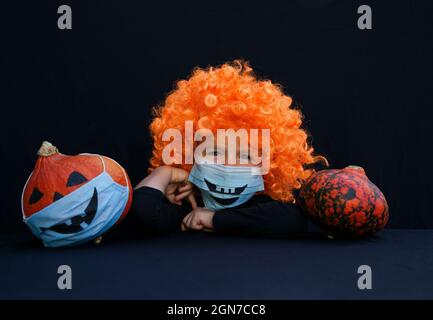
xmin=21 ymin=141 xmax=132 ymax=247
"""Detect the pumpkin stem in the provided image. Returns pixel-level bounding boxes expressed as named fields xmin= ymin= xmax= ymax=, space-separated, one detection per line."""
xmin=345 ymin=165 xmax=366 ymax=176
xmin=312 ymin=155 xmax=329 ymax=167
xmin=37 ymin=141 xmax=59 ymax=157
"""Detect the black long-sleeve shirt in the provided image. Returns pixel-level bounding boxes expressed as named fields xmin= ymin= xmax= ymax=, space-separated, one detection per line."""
xmin=127 ymin=186 xmax=319 ymax=238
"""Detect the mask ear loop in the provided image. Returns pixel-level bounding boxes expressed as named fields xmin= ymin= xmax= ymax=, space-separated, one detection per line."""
xmin=21 ymin=171 xmax=34 ymax=220
xmin=80 ymin=153 xmax=107 ymax=173
xmin=94 ymin=155 xmax=106 ymax=245
xmin=81 ymin=153 xmax=129 ymax=189
xmin=98 ymin=155 xmax=107 ymax=172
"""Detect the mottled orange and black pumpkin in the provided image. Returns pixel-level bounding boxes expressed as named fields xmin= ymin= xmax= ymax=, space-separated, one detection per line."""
xmin=22 ymin=141 xmax=132 ymax=223
xmin=297 ymin=166 xmax=389 ymax=237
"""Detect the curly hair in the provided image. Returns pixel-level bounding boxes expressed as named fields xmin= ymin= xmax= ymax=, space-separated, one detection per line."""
xmin=149 ymin=60 xmax=326 ymax=202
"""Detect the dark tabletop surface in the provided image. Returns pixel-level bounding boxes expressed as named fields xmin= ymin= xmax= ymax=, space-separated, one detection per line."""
xmin=1 ymin=229 xmax=432 ymax=299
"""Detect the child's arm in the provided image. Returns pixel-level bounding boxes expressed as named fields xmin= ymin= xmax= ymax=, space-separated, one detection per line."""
xmin=129 ymin=186 xmax=193 ymax=234
xmin=212 ymin=201 xmax=310 ymax=237
xmin=129 ymin=166 xmax=197 ymax=235
xmin=134 ymin=166 xmax=173 ymax=193
xmin=182 ymin=197 xmax=312 ymax=237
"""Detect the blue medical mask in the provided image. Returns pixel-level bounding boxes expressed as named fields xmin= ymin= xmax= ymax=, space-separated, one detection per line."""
xmin=23 ymin=159 xmax=129 ymax=248
xmin=188 ymin=163 xmax=264 ymax=211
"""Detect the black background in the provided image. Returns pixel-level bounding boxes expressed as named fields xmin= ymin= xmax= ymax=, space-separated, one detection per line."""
xmin=2 ymin=0 xmax=433 ymax=233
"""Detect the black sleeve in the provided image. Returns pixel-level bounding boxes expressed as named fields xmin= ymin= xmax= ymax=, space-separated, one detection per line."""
xmin=213 ymin=200 xmax=309 ymax=238
xmin=128 ymin=186 xmax=192 ymax=235
xmin=129 ymin=187 xmax=314 ymax=237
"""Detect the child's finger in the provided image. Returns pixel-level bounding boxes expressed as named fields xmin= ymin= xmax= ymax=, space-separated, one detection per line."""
xmin=182 ymin=213 xmax=193 ymax=231
xmin=187 ymin=194 xmax=197 ymax=209
xmin=178 ymin=183 xmax=193 ymax=192
xmin=181 ymin=214 xmax=188 ymax=231
xmin=175 ymin=190 xmax=192 ymax=201
xmin=183 ymin=212 xmax=202 ymax=231
xmin=181 ymin=216 xmax=189 ymax=231
xmin=191 ymin=218 xmax=203 ymax=230
xmin=165 ymin=183 xmax=177 ymax=194
xmin=185 ymin=213 xmax=194 ymax=229
xmin=166 ymin=194 xmax=175 ymax=203
xmin=167 ymin=194 xmax=182 ymax=206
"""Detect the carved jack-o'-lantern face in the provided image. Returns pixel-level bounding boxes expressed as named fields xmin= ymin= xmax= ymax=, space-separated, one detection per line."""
xmin=22 ymin=142 xmax=132 ymax=238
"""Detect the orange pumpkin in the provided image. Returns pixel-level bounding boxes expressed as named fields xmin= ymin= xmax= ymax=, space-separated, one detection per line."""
xmin=297 ymin=166 xmax=389 ymax=237
xmin=22 ymin=141 xmax=132 ymax=224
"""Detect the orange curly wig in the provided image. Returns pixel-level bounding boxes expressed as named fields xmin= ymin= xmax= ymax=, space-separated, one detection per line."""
xmin=149 ymin=60 xmax=326 ymax=202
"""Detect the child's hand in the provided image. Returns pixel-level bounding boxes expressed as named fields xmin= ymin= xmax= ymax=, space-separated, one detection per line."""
xmin=181 ymin=207 xmax=215 ymax=232
xmin=165 ymin=167 xmax=197 ymax=208
xmin=169 ymin=167 xmax=190 ymax=184
xmin=165 ymin=181 xmax=197 ymax=207
xmin=135 ymin=166 xmax=197 ymax=208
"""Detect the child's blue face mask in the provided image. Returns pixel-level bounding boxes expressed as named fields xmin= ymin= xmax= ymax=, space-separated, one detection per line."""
xmin=188 ymin=164 xmax=264 ymax=211
xmin=23 ymin=157 xmax=130 ymax=248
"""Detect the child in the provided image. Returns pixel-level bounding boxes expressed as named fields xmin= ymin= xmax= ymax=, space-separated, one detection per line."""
xmin=131 ymin=61 xmax=325 ymax=237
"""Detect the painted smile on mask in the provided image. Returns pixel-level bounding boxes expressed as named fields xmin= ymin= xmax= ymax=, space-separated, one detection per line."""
xmin=41 ymin=188 xmax=98 ymax=234
xmin=210 ymin=194 xmax=239 ymax=205
xmin=204 ymin=178 xmax=247 ymax=195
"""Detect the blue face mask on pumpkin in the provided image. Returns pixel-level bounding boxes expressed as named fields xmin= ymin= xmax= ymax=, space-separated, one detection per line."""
xmin=23 ymin=160 xmax=129 ymax=248
xmin=188 ymin=163 xmax=264 ymax=211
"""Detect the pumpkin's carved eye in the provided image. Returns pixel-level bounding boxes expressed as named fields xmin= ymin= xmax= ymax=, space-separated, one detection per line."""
xmin=66 ymin=171 xmax=88 ymax=187
xmin=29 ymin=187 xmax=44 ymax=204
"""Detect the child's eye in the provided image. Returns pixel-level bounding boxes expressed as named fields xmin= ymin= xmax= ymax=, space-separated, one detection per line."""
xmin=208 ymin=150 xmax=222 ymax=156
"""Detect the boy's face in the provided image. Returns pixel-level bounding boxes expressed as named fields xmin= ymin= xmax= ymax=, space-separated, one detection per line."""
xmin=188 ymin=144 xmax=266 ymax=210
